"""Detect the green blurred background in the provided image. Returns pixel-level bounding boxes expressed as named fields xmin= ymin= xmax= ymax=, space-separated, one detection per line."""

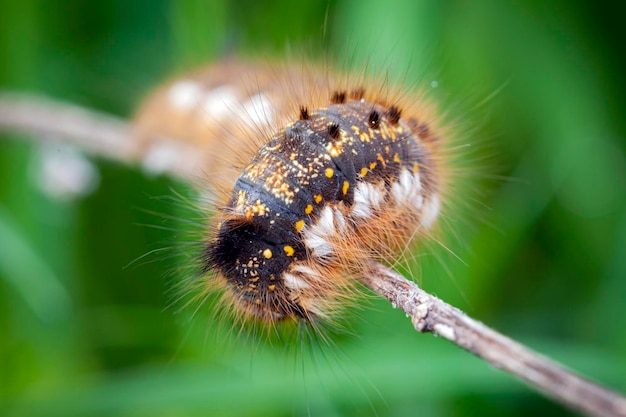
xmin=1 ymin=1 xmax=625 ymax=416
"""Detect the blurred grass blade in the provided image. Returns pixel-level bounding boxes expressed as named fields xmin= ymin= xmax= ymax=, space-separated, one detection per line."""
xmin=0 ymin=205 xmax=71 ymax=321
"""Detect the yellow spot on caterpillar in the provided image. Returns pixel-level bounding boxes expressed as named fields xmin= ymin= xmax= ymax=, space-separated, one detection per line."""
xmin=305 ymin=204 xmax=313 ymax=214
xmin=342 ymin=181 xmax=350 ymax=195
xmin=255 ymin=299 xmax=262 ymax=305
xmin=244 ymin=200 xmax=268 ymax=219
xmin=314 ymin=194 xmax=322 ymax=204
xmin=263 ymin=249 xmax=273 ymax=259
xmin=268 ymin=284 xmax=276 ymax=291
xmin=326 ymin=142 xmax=342 ymax=157
xmin=413 ymin=162 xmax=420 ymax=173
xmin=360 ymin=167 xmax=368 ymax=177
xmin=377 ymin=153 xmax=386 ymax=167
xmin=295 ymin=220 xmax=305 ymax=232
xmin=283 ymin=245 xmax=295 ymax=257
xmin=235 ymin=190 xmax=248 ymax=211
xmin=325 ymin=167 xmax=334 ymax=178
xmin=393 ymin=153 xmax=400 ymax=163
xmin=369 ymin=161 xmax=377 ymax=170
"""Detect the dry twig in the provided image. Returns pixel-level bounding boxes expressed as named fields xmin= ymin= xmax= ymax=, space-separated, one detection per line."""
xmin=363 ymin=261 xmax=626 ymax=417
xmin=1 ymin=93 xmax=625 ymax=417
xmin=0 ymin=92 xmax=134 ymax=161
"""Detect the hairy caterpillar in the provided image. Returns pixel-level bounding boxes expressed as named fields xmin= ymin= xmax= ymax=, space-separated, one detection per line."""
xmin=133 ymin=58 xmax=448 ymax=330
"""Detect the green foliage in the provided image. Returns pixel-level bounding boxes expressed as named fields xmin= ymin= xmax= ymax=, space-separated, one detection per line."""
xmin=1 ymin=1 xmax=625 ymax=416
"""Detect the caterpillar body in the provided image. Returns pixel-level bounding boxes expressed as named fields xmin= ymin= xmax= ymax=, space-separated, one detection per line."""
xmin=133 ymin=59 xmax=444 ymax=327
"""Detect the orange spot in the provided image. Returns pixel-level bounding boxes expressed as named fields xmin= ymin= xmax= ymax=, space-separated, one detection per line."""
xmin=360 ymin=167 xmax=368 ymax=177
xmin=295 ymin=220 xmax=305 ymax=232
xmin=305 ymin=204 xmax=313 ymax=214
xmin=393 ymin=153 xmax=400 ymax=163
xmin=283 ymin=246 xmax=295 ymax=257
xmin=325 ymin=167 xmax=334 ymax=178
xmin=412 ymin=162 xmax=420 ymax=173
xmin=268 ymin=285 xmax=276 ymax=291
xmin=314 ymin=194 xmax=323 ymax=204
xmin=263 ymin=249 xmax=273 ymax=259
xmin=342 ymin=181 xmax=350 ymax=195
xmin=369 ymin=161 xmax=377 ymax=170
xmin=377 ymin=153 xmax=386 ymax=167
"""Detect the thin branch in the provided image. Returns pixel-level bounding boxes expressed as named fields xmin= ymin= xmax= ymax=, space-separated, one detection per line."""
xmin=0 ymin=92 xmax=136 ymax=162
xmin=1 ymin=93 xmax=625 ymax=417
xmin=363 ymin=261 xmax=626 ymax=417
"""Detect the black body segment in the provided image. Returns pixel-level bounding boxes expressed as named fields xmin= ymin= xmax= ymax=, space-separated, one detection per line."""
xmin=206 ymin=96 xmax=436 ymax=321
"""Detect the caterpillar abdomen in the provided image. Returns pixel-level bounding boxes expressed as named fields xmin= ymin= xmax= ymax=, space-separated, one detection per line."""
xmin=133 ymin=59 xmax=443 ymax=326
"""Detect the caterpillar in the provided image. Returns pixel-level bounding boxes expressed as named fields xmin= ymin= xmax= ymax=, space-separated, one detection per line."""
xmin=132 ymin=58 xmax=447 ymax=330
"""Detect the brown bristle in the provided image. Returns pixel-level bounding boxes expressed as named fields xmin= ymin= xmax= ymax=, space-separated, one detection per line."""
xmin=386 ymin=106 xmax=401 ymax=125
xmin=417 ymin=123 xmax=437 ymax=143
xmin=331 ymin=91 xmax=346 ymax=104
xmin=368 ymin=110 xmax=380 ymax=129
xmin=350 ymin=87 xmax=365 ymax=100
xmin=300 ymin=106 xmax=309 ymax=120
xmin=417 ymin=123 xmax=429 ymax=138
xmin=408 ymin=117 xmax=420 ymax=131
xmin=328 ymin=123 xmax=340 ymax=139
